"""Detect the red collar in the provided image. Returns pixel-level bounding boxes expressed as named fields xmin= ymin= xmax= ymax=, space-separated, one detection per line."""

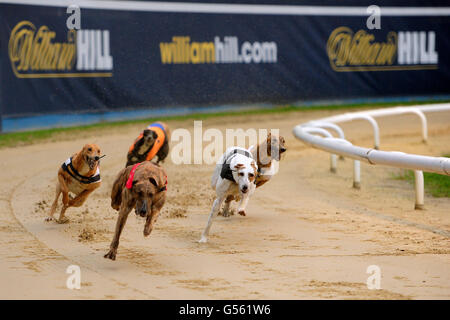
xmin=125 ymin=163 xmax=168 ymax=192
xmin=125 ymin=163 xmax=141 ymax=189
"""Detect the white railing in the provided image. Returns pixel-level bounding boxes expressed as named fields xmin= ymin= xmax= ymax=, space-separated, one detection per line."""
xmin=293 ymin=103 xmax=450 ymax=209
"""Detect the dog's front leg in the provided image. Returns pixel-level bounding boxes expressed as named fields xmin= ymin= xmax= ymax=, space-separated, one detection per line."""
xmin=104 ymin=204 xmax=133 ymax=260
xmin=237 ymin=186 xmax=254 ymax=216
xmin=68 ymin=188 xmax=96 ymax=208
xmin=237 ymin=194 xmax=249 ymax=216
xmin=221 ymin=195 xmax=235 ymax=217
xmin=143 ymin=196 xmax=157 ymax=237
xmin=199 ymin=195 xmax=225 ymax=243
xmin=143 ymin=210 xmax=159 ymax=237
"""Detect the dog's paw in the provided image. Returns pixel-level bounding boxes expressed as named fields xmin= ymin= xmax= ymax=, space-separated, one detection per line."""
xmin=221 ymin=208 xmax=233 ymax=217
xmin=104 ymin=250 xmax=117 ymax=260
xmin=198 ymin=236 xmax=208 ymax=243
xmin=44 ymin=216 xmax=54 ymax=222
xmin=143 ymin=228 xmax=153 ymax=237
xmin=56 ymin=217 xmax=70 ymax=224
xmin=238 ymin=210 xmax=246 ymax=216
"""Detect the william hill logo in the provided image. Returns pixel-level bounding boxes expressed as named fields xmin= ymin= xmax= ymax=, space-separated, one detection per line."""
xmin=8 ymin=21 xmax=113 ymax=78
xmin=327 ymin=26 xmax=438 ymax=72
xmin=159 ymin=36 xmax=278 ymax=64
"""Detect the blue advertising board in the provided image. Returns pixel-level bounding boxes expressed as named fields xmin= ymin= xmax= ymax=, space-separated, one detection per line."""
xmin=1 ymin=1 xmax=449 ymax=131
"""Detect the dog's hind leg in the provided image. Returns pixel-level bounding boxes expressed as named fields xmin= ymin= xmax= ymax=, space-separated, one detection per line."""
xmin=199 ymin=195 xmax=225 ymax=243
xmin=57 ymin=205 xmax=70 ymax=224
xmin=45 ymin=184 xmax=61 ymax=222
xmin=55 ymin=174 xmax=71 ymax=224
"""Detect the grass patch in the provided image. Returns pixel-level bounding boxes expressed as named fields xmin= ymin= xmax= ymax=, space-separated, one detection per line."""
xmin=1 ymin=99 xmax=448 ymax=149
xmin=393 ymin=154 xmax=450 ymax=198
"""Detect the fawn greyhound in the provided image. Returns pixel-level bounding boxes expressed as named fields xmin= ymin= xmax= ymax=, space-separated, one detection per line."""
xmin=46 ymin=144 xmax=103 ymax=224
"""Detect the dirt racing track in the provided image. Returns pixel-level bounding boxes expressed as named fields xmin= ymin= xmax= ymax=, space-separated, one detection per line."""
xmin=0 ymin=109 xmax=449 ymax=299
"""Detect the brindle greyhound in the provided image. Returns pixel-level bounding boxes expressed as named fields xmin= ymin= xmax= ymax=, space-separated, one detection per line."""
xmin=105 ymin=161 xmax=167 ymax=260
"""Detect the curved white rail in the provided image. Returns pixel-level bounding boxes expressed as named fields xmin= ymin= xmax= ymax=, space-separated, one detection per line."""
xmin=293 ymin=103 xmax=450 ymax=209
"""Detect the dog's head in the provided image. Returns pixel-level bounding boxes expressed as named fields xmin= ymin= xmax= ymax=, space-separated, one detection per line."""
xmin=131 ymin=166 xmax=166 ymax=217
xmin=265 ymin=132 xmax=287 ymax=161
xmin=142 ymin=129 xmax=158 ymax=146
xmin=233 ymin=161 xmax=257 ymax=194
xmin=81 ymin=144 xmax=101 ymax=170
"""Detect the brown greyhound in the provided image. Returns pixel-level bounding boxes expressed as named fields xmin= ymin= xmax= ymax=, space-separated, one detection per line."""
xmin=221 ymin=132 xmax=286 ymax=217
xmin=105 ymin=161 xmax=167 ymax=260
xmin=46 ymin=144 xmax=103 ymax=223
xmin=252 ymin=132 xmax=287 ymax=188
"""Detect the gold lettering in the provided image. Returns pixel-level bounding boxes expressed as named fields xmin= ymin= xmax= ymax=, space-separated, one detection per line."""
xmin=8 ymin=20 xmax=78 ymax=77
xmin=159 ymin=36 xmax=215 ymax=64
xmin=327 ymin=26 xmax=397 ymax=71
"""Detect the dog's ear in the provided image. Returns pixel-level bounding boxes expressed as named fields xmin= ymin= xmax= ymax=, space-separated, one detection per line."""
xmin=279 ymin=135 xmax=287 ymax=153
xmin=266 ymin=132 xmax=272 ymax=144
xmin=152 ymin=130 xmax=158 ymax=139
xmin=150 ymin=176 xmax=167 ymax=192
xmin=234 ymin=163 xmax=245 ymax=170
xmin=149 ymin=177 xmax=158 ymax=188
xmin=81 ymin=144 xmax=90 ymax=154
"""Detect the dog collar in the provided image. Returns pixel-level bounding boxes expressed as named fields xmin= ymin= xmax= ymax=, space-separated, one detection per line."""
xmin=160 ymin=175 xmax=168 ymax=192
xmin=61 ymin=157 xmax=101 ymax=184
xmin=126 ymin=163 xmax=168 ymax=192
xmin=126 ymin=163 xmax=141 ymax=189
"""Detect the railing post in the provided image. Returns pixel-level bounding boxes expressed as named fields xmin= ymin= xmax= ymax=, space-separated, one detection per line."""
xmin=406 ymin=109 xmax=428 ymax=143
xmin=293 ymin=105 xmax=450 ymax=210
xmin=303 ymin=127 xmax=338 ymax=173
xmin=330 ymin=154 xmax=337 ymax=173
xmin=349 ymin=115 xmax=380 ymax=149
xmin=414 ymin=170 xmax=424 ymax=210
xmin=309 ymin=121 xmax=346 ymax=160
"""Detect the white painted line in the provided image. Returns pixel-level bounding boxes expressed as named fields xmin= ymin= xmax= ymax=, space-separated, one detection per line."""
xmin=0 ymin=0 xmax=449 ymax=16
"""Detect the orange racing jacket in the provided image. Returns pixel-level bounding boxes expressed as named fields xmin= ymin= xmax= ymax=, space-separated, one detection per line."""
xmin=128 ymin=122 xmax=167 ymax=161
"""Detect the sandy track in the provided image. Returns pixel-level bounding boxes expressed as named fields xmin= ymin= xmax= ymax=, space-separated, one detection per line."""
xmin=0 ymin=109 xmax=449 ymax=299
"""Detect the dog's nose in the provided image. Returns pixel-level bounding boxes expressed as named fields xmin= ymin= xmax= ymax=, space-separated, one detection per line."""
xmin=280 ymin=147 xmax=286 ymax=153
xmin=241 ymin=185 xmax=248 ymax=193
xmin=136 ymin=201 xmax=147 ymax=217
